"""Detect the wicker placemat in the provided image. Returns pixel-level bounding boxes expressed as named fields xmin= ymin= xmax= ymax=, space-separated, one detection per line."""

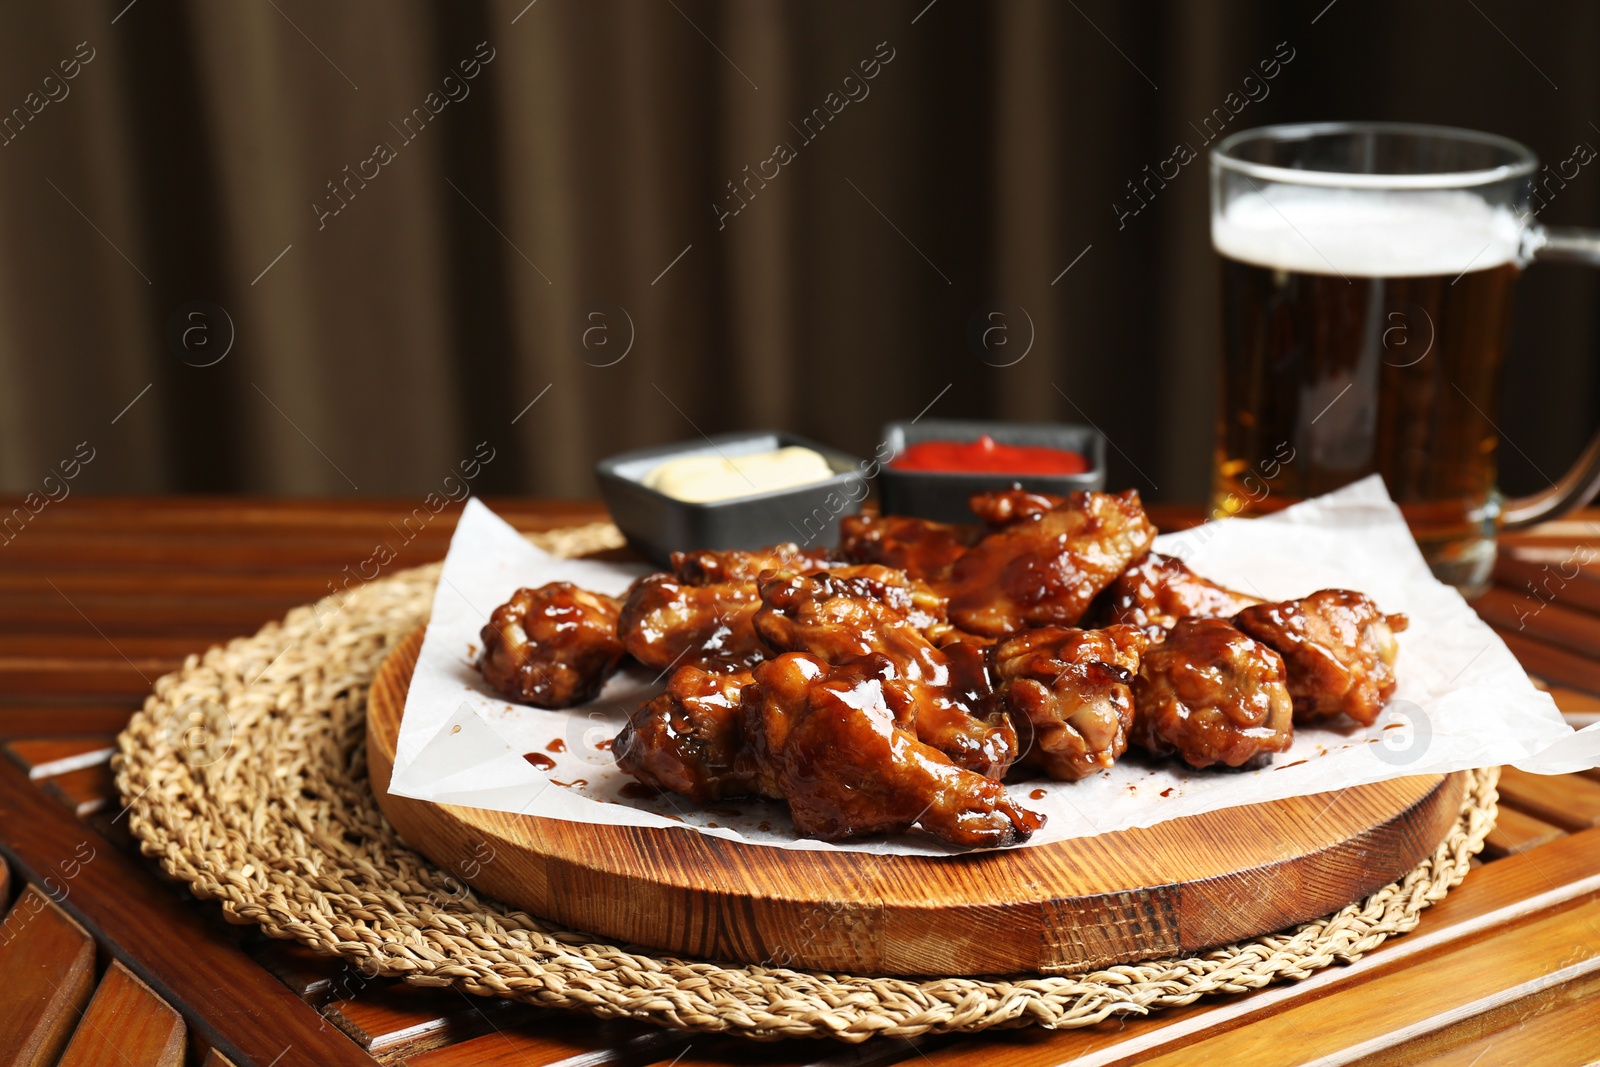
xmin=115 ymin=522 xmax=1500 ymax=1043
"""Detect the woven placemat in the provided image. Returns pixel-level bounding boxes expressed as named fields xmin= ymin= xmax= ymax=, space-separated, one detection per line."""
xmin=115 ymin=522 xmax=1500 ymax=1043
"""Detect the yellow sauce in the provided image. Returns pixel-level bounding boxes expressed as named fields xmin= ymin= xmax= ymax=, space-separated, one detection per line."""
xmin=643 ymin=446 xmax=833 ymax=502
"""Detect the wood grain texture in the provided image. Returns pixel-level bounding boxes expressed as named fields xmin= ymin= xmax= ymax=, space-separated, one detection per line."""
xmin=404 ymin=1018 xmax=689 ymax=1067
xmin=2 ymin=738 xmax=116 ymax=780
xmin=0 ymin=707 xmax=139 ymax=741
xmin=40 ymin=764 xmax=115 ymax=818
xmin=1131 ymin=897 xmax=1600 ymax=1066
xmin=57 ymin=960 xmax=185 ymax=1067
xmin=322 ymin=982 xmax=539 ymax=1056
xmin=369 ymin=628 xmax=1465 ymax=975
xmin=1481 ymin=804 xmax=1566 ymax=858
xmin=0 ymin=758 xmax=378 ymax=1067
xmin=249 ymin=940 xmax=349 ymax=1002
xmin=1495 ymin=766 xmax=1600 ymax=832
xmin=1493 ymin=627 xmax=1600 ymax=695
xmin=1408 ymin=993 xmax=1600 ymax=1065
xmin=907 ymin=826 xmax=1600 ymax=1066
xmin=0 ymin=884 xmax=96 ymax=1067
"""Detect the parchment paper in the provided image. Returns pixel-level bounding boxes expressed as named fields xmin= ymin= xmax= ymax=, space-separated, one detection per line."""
xmin=388 ymin=480 xmax=1597 ymax=855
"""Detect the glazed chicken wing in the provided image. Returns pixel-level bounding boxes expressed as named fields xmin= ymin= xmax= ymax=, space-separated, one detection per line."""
xmin=753 ymin=569 xmax=1016 ymax=776
xmin=800 ymin=563 xmax=951 ymax=635
xmin=968 ymin=488 xmax=1068 ymax=528
xmin=1233 ymin=590 xmax=1408 ymax=726
xmin=738 ymin=652 xmax=1043 ymax=846
xmin=616 ymin=573 xmax=767 ymax=674
xmin=620 ymin=555 xmax=950 ymax=677
xmin=937 ymin=490 xmax=1158 ymax=637
xmin=991 ymin=624 xmax=1148 ymax=780
xmin=839 ymin=514 xmax=980 ymax=582
xmin=672 ymin=543 xmax=837 ymax=585
xmin=613 ymin=666 xmax=754 ymax=802
xmin=478 ymin=582 xmax=624 ymax=708
xmin=1130 ymin=617 xmax=1294 ymax=769
xmin=1097 ymin=552 xmax=1262 ymax=638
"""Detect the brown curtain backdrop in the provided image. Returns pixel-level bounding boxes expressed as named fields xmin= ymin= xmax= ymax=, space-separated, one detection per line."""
xmin=1 ymin=0 xmax=1598 ymax=503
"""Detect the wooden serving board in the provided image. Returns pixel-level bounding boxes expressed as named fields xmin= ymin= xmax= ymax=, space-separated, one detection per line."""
xmin=367 ymin=628 xmax=1466 ymax=976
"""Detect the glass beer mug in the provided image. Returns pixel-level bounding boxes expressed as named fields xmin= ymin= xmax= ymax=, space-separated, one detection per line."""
xmin=1210 ymin=122 xmax=1600 ymax=596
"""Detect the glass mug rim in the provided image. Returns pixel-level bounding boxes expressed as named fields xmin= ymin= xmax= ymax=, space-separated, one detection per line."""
xmin=1211 ymin=121 xmax=1537 ymax=191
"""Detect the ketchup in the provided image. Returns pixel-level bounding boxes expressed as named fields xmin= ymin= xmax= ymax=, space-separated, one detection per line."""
xmin=891 ymin=435 xmax=1088 ymax=476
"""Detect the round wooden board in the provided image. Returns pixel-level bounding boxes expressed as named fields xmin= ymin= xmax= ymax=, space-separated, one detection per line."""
xmin=368 ymin=627 xmax=1465 ymax=976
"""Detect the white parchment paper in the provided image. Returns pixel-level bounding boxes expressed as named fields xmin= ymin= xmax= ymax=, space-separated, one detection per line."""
xmin=388 ymin=481 xmax=1598 ymax=855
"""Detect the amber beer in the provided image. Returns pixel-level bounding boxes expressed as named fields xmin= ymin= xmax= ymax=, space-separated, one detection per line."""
xmin=1212 ymin=187 xmax=1523 ymax=587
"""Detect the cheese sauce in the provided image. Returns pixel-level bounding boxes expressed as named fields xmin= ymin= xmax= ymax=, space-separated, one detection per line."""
xmin=643 ymin=446 xmax=834 ymax=502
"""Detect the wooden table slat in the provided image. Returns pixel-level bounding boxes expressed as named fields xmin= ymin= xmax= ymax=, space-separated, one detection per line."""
xmin=322 ymin=983 xmax=541 ymax=1056
xmin=40 ymin=764 xmax=116 ymax=819
xmin=1405 ymin=987 xmax=1600 ymax=1064
xmin=57 ymin=959 xmax=186 ymax=1067
xmin=250 ymin=940 xmax=351 ymax=1002
xmin=0 ymin=758 xmax=381 ymax=1067
xmin=0 ymin=706 xmax=141 ymax=739
xmin=1476 ymin=585 xmax=1600 ymax=665
xmin=0 ymin=884 xmax=97 ymax=1067
xmin=1495 ymin=766 xmax=1600 ymax=832
xmin=0 ymin=664 xmax=181 ymax=700
xmin=1128 ymin=898 xmax=1600 ymax=1066
xmin=1493 ymin=550 xmax=1600 ymax=616
xmin=1524 ymin=676 xmax=1600 ymax=714
xmin=402 ymin=1016 xmax=690 ymax=1067
xmin=1481 ymin=804 xmax=1567 ymax=858
xmin=2 ymin=738 xmax=116 ymax=779
xmin=903 ymin=825 xmax=1600 ymax=1067
xmin=1492 ymin=626 xmax=1600 ymax=697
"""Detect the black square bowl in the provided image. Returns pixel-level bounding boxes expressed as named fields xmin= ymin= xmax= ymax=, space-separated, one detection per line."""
xmin=595 ymin=431 xmax=868 ymax=565
xmin=876 ymin=419 xmax=1106 ymax=524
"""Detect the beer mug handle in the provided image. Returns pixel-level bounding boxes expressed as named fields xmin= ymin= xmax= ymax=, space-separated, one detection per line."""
xmin=1500 ymin=226 xmax=1600 ymax=529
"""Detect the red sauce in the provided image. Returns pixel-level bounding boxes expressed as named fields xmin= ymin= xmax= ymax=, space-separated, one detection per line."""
xmin=1160 ymin=787 xmax=1174 ymax=797
xmin=547 ymin=738 xmax=567 ymax=752
xmin=523 ymin=752 xmax=555 ymax=770
xmin=1029 ymin=788 xmax=1048 ymax=800
xmin=891 ymin=435 xmax=1088 ymax=476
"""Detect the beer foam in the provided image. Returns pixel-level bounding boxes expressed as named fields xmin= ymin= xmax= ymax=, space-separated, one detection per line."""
xmin=1213 ymin=188 xmax=1523 ymax=277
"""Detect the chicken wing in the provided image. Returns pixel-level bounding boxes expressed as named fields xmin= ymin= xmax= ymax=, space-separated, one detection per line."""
xmin=613 ymin=666 xmax=754 ymax=802
xmin=672 ymin=543 xmax=837 ymax=585
xmin=738 ymin=652 xmax=1044 ymax=846
xmin=968 ymin=488 xmax=1068 ymax=528
xmin=839 ymin=513 xmax=980 ymax=581
xmin=1096 ymin=551 xmax=1262 ymax=638
xmin=478 ymin=582 xmax=624 ymax=708
xmin=1233 ymin=590 xmax=1408 ymax=726
xmin=616 ymin=573 xmax=767 ymax=674
xmin=803 ymin=563 xmax=951 ymax=635
xmin=937 ymin=490 xmax=1158 ymax=637
xmin=753 ymin=569 xmax=1016 ymax=777
xmin=991 ymin=624 xmax=1148 ymax=780
xmin=1130 ymin=617 xmax=1294 ymax=769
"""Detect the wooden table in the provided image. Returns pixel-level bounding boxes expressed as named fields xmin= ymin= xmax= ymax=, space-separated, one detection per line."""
xmin=1 ymin=497 xmax=1598 ymax=1066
